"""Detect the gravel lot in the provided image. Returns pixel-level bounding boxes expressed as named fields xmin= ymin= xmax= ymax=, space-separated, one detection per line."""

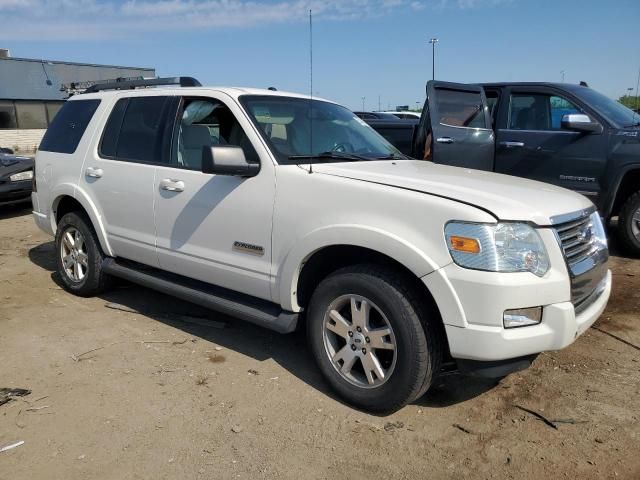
xmin=1 ymin=204 xmax=639 ymax=479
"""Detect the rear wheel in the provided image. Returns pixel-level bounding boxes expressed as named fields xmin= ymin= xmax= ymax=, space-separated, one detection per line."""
xmin=617 ymin=190 xmax=640 ymax=256
xmin=307 ymin=264 xmax=442 ymax=413
xmin=55 ymin=212 xmax=113 ymax=296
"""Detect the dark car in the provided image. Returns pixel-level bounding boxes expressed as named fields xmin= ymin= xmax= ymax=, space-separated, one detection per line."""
xmin=353 ymin=111 xmax=400 ymax=120
xmin=0 ymin=153 xmax=34 ymax=206
xmin=366 ymin=81 xmax=640 ymax=255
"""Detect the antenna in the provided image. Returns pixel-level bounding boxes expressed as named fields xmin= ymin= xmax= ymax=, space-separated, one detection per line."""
xmin=633 ymin=65 xmax=640 ymax=124
xmin=308 ymin=8 xmax=314 ymax=174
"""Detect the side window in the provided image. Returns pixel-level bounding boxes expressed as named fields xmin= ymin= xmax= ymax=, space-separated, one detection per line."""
xmin=15 ymin=101 xmax=48 ymax=129
xmin=485 ymin=91 xmax=499 ymax=122
xmin=509 ymin=93 xmax=582 ymax=131
xmin=100 ymin=96 xmax=173 ymax=163
xmin=172 ymin=98 xmax=259 ymax=170
xmin=434 ymin=88 xmax=486 ymax=128
xmin=550 ymin=95 xmax=581 ymax=129
xmin=0 ymin=101 xmax=17 ymax=129
xmin=39 ymin=100 xmax=101 ymax=154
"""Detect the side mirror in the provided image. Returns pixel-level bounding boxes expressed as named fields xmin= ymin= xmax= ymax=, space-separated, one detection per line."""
xmin=202 ymin=146 xmax=259 ymax=177
xmin=561 ymin=113 xmax=603 ymax=134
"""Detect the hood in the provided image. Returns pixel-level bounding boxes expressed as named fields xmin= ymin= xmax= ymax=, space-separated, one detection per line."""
xmin=312 ymin=160 xmax=593 ymax=226
xmin=0 ymin=154 xmax=34 ymax=179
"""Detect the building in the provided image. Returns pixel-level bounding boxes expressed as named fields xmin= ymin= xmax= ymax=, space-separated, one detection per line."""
xmin=0 ymin=49 xmax=154 ymax=152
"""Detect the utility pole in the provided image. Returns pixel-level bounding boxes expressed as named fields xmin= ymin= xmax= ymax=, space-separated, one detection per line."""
xmin=428 ymin=38 xmax=438 ymax=81
xmin=378 ymin=95 xmax=381 ymax=112
xmin=560 ymin=70 xmax=565 ymax=82
xmin=361 ymin=96 xmax=365 ymax=111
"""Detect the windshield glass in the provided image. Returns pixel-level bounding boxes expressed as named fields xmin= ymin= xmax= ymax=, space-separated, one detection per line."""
xmin=573 ymin=87 xmax=639 ymax=128
xmin=240 ymin=95 xmax=404 ymax=164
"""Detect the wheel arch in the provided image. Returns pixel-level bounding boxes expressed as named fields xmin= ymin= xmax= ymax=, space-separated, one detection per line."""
xmin=277 ymin=225 xmax=444 ymax=313
xmin=608 ymin=166 xmax=640 ymax=218
xmin=51 ymin=187 xmax=113 ymax=256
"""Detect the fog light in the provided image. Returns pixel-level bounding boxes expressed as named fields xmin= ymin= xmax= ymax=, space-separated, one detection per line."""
xmin=503 ymin=307 xmax=542 ymax=328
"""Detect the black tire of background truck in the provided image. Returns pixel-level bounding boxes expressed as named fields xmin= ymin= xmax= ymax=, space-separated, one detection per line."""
xmin=55 ymin=211 xmax=113 ymax=297
xmin=306 ymin=264 xmax=442 ymax=413
xmin=617 ymin=190 xmax=640 ymax=257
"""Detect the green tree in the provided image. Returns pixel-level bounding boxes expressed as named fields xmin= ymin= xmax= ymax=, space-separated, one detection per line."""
xmin=618 ymin=95 xmax=640 ymax=110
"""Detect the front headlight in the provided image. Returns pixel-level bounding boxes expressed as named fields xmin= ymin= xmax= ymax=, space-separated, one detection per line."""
xmin=9 ymin=170 xmax=33 ymax=182
xmin=445 ymin=221 xmax=550 ymax=277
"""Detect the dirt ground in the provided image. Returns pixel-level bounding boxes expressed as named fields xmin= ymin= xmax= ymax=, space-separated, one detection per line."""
xmin=0 ymin=203 xmax=639 ymax=480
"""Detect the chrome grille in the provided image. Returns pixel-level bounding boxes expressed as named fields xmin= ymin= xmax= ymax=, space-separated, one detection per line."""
xmin=554 ymin=215 xmax=596 ymax=265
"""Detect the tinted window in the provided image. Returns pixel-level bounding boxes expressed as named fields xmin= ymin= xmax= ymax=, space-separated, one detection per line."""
xmin=0 ymin=101 xmax=17 ymax=129
xmin=550 ymin=96 xmax=581 ymax=129
xmin=46 ymin=102 xmax=65 ymax=124
xmin=434 ymin=89 xmax=486 ymax=128
xmin=509 ymin=93 xmax=582 ymax=131
xmin=15 ymin=101 xmax=47 ymax=129
xmin=40 ymin=100 xmax=101 ymax=154
xmin=100 ymin=96 xmax=172 ymax=163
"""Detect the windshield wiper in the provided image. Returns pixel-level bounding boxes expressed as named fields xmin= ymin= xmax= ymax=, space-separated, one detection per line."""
xmin=373 ymin=153 xmax=409 ymax=160
xmin=288 ymin=151 xmax=371 ymax=162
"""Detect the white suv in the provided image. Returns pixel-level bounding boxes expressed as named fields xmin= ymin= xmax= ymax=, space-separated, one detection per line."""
xmin=32 ymin=77 xmax=611 ymax=412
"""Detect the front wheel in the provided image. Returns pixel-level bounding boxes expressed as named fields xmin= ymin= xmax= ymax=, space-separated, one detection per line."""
xmin=617 ymin=190 xmax=640 ymax=257
xmin=307 ymin=264 xmax=442 ymax=413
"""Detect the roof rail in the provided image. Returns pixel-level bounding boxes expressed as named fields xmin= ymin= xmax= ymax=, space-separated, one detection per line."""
xmin=84 ymin=76 xmax=201 ymax=93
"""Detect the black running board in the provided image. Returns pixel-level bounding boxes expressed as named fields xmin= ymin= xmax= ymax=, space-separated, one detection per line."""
xmin=102 ymin=258 xmax=298 ymax=334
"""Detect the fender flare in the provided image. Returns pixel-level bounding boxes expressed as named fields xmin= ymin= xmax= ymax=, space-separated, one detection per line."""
xmin=276 ymin=224 xmax=443 ymax=312
xmin=51 ymin=184 xmax=114 ymax=257
xmin=604 ymin=164 xmax=640 ymax=217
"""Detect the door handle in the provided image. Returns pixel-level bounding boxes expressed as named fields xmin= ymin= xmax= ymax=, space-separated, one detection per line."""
xmin=500 ymin=141 xmax=525 ymax=148
xmin=85 ymin=167 xmax=103 ymax=178
xmin=436 ymin=137 xmax=454 ymax=144
xmin=160 ymin=178 xmax=185 ymax=192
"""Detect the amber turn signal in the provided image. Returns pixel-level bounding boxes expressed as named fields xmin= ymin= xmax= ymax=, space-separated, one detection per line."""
xmin=449 ymin=236 xmax=481 ymax=254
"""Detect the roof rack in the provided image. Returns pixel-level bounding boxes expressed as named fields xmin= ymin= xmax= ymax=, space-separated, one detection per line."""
xmin=84 ymin=76 xmax=201 ymax=93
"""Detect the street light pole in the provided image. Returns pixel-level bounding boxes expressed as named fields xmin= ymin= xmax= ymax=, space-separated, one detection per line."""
xmin=428 ymin=38 xmax=438 ymax=81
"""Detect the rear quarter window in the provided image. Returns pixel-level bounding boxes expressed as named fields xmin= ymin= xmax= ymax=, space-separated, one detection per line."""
xmin=39 ymin=99 xmax=101 ymax=154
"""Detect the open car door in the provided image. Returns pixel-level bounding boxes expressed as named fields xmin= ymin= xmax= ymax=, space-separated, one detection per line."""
xmin=426 ymin=81 xmax=494 ymax=170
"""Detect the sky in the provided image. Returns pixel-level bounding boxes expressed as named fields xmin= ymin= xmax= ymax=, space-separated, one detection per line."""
xmin=0 ymin=0 xmax=638 ymax=111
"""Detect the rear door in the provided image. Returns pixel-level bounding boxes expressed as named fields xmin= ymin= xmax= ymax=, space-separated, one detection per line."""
xmin=80 ymin=94 xmax=178 ymax=267
xmin=426 ymin=81 xmax=495 ymax=170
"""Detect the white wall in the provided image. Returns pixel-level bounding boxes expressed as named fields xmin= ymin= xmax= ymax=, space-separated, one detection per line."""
xmin=0 ymin=129 xmax=45 ymax=153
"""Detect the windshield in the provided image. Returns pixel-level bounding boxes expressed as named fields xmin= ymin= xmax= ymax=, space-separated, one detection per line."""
xmin=240 ymin=95 xmax=404 ymax=165
xmin=573 ymin=87 xmax=639 ymax=128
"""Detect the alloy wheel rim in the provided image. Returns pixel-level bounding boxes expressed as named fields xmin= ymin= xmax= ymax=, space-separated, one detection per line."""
xmin=60 ymin=227 xmax=88 ymax=282
xmin=322 ymin=294 xmax=397 ymax=389
xmin=632 ymin=207 xmax=640 ymax=241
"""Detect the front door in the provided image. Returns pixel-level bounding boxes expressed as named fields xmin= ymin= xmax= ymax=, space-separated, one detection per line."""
xmin=494 ymin=87 xmax=608 ymax=201
xmin=153 ymin=95 xmax=275 ymax=301
xmin=80 ymin=94 xmax=177 ymax=267
xmin=426 ymin=81 xmax=495 ymax=170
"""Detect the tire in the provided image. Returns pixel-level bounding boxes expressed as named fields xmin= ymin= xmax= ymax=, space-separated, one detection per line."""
xmin=55 ymin=211 xmax=113 ymax=296
xmin=306 ymin=264 xmax=442 ymax=413
xmin=617 ymin=190 xmax=640 ymax=257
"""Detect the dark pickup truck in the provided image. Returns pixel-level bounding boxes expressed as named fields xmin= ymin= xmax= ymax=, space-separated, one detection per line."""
xmin=367 ymin=81 xmax=640 ymax=255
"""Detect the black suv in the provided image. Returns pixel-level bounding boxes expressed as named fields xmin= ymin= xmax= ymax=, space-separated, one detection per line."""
xmin=366 ymin=81 xmax=640 ymax=255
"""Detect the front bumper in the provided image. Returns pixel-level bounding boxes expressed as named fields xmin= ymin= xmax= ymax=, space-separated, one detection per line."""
xmin=443 ymin=269 xmax=610 ymax=361
xmin=0 ymin=180 xmax=32 ymax=206
xmin=423 ymin=224 xmax=611 ymax=362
